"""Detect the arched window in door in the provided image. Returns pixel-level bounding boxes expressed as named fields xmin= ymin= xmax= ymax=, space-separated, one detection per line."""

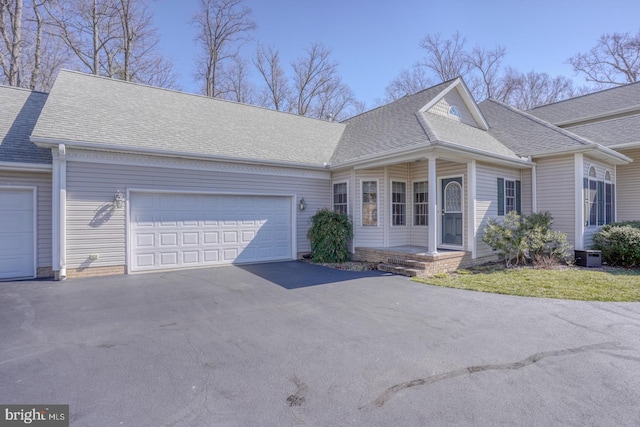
xmin=444 ymin=181 xmax=462 ymax=213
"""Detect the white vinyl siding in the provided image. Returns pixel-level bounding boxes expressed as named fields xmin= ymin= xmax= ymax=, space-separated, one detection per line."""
xmin=0 ymin=171 xmax=52 ymax=275
xmin=612 ymin=148 xmax=639 ymax=222
xmin=409 ymin=161 xmax=429 ymax=246
xmin=535 ymin=156 xmax=576 ymax=248
xmin=64 ymin=158 xmax=329 ymax=270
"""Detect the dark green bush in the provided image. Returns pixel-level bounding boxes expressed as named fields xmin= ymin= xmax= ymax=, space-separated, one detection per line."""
xmin=482 ymin=211 xmax=571 ymax=267
xmin=307 ymin=209 xmax=353 ymax=263
xmin=592 ymin=224 xmax=640 ymax=267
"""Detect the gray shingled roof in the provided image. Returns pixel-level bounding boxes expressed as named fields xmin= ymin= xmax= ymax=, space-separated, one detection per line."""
xmin=331 ymin=81 xmax=451 ymax=164
xmin=0 ymin=86 xmax=51 ymax=165
xmin=528 ymin=81 xmax=640 ymax=125
xmin=479 ymin=99 xmax=599 ymax=156
xmin=563 ymin=114 xmax=640 ymax=147
xmin=332 ymin=79 xmax=519 ymax=165
xmin=31 ymin=70 xmax=344 ymax=166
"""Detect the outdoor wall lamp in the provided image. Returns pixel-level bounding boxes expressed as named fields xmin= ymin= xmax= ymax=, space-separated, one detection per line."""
xmin=298 ymin=197 xmax=306 ymax=211
xmin=114 ymin=190 xmax=125 ymax=209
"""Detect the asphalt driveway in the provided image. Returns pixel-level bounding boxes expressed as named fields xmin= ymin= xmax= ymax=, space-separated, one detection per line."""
xmin=1 ymin=261 xmax=639 ymax=426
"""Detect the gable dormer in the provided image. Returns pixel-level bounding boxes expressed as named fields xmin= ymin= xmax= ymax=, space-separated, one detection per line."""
xmin=419 ymin=77 xmax=489 ymax=130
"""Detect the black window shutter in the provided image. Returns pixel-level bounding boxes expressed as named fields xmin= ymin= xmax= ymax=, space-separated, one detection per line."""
xmin=515 ymin=180 xmax=521 ymax=214
xmin=497 ymin=178 xmax=504 ymax=216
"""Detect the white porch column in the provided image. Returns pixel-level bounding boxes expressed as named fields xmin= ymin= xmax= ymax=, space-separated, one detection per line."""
xmin=52 ymin=144 xmax=67 ymax=280
xmin=428 ymin=157 xmax=438 ymax=255
xmin=574 ymin=153 xmax=584 ymax=250
xmin=467 ymin=160 xmax=476 ymax=259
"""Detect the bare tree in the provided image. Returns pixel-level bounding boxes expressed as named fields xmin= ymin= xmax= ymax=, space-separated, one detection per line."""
xmin=465 ymin=44 xmax=506 ymax=100
xmin=383 ymin=66 xmax=433 ymax=102
xmin=42 ymin=0 xmax=177 ymax=86
xmin=496 ymin=68 xmax=576 ymax=110
xmin=218 ymin=54 xmax=254 ymax=103
xmin=0 ymin=0 xmax=23 ymax=86
xmin=418 ymin=31 xmax=471 ymax=81
xmin=569 ymin=30 xmax=640 ymax=86
xmin=192 ymin=0 xmax=255 ymax=97
xmin=291 ymin=43 xmax=337 ymax=116
xmin=254 ymin=43 xmax=290 ymax=111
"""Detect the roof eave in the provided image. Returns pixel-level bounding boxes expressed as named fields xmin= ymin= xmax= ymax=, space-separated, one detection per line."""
xmin=529 ymin=144 xmax=631 ymax=165
xmin=30 ymin=136 xmax=331 ymax=171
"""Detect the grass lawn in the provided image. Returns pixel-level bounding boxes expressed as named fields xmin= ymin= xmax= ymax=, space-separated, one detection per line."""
xmin=412 ymin=265 xmax=640 ymax=302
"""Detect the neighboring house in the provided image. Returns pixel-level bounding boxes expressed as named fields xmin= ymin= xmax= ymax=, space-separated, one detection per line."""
xmin=0 ymin=70 xmax=636 ymax=280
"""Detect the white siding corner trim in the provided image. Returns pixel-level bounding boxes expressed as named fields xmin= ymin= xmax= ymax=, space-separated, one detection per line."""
xmin=467 ymin=160 xmax=477 ymax=258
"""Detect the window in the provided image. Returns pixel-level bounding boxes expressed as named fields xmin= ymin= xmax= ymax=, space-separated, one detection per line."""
xmin=362 ymin=181 xmax=377 ymax=226
xmin=497 ymin=178 xmax=521 ymax=215
xmin=391 ymin=181 xmax=406 ymax=226
xmin=584 ymin=166 xmax=615 ymax=227
xmin=413 ymin=181 xmax=428 ymax=226
xmin=605 ymin=171 xmax=614 ymax=224
xmin=505 ymin=180 xmax=516 ymax=214
xmin=448 ymin=105 xmax=461 ymax=119
xmin=333 ymin=182 xmax=348 ymax=214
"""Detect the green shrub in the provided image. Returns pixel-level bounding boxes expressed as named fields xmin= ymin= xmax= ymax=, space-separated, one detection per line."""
xmin=592 ymin=225 xmax=640 ymax=267
xmin=482 ymin=211 xmax=571 ymax=267
xmin=307 ymin=209 xmax=353 ymax=263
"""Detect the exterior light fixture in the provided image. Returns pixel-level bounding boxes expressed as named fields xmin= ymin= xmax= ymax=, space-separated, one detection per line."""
xmin=114 ymin=190 xmax=125 ymax=209
xmin=298 ymin=197 xmax=306 ymax=211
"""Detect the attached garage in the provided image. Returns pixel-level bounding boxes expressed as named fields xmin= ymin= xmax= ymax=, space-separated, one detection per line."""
xmin=0 ymin=187 xmax=36 ymax=280
xmin=129 ymin=192 xmax=294 ymax=272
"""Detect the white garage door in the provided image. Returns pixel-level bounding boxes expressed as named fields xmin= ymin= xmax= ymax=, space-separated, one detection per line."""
xmin=0 ymin=188 xmax=35 ymax=280
xmin=130 ymin=192 xmax=293 ymax=272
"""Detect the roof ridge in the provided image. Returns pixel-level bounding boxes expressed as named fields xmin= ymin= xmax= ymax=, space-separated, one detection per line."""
xmin=57 ymin=69 xmax=344 ymax=126
xmin=486 ymin=98 xmax=597 ymax=147
xmin=529 ymin=80 xmax=640 ymax=111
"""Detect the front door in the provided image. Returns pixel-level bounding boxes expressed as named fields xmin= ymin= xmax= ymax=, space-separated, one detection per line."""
xmin=442 ymin=177 xmax=463 ymax=246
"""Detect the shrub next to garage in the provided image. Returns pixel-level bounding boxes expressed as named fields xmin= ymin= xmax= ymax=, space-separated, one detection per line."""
xmin=307 ymin=209 xmax=353 ymax=263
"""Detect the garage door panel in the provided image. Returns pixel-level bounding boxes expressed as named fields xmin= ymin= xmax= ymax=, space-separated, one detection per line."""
xmin=0 ymin=188 xmax=35 ymax=280
xmin=130 ymin=193 xmax=292 ymax=272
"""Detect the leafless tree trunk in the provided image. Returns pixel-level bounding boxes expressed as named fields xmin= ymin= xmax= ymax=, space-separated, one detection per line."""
xmin=254 ymin=43 xmax=289 ymax=111
xmin=0 ymin=0 xmax=23 ymax=86
xmin=291 ymin=43 xmax=336 ymax=116
xmin=495 ymin=68 xmax=577 ymax=110
xmin=192 ymin=0 xmax=255 ymax=97
xmin=568 ymin=31 xmax=640 ymax=86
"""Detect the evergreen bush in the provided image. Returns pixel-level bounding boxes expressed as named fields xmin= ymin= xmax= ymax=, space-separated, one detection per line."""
xmin=307 ymin=209 xmax=353 ymax=263
xmin=482 ymin=211 xmax=571 ymax=267
xmin=592 ymin=224 xmax=640 ymax=267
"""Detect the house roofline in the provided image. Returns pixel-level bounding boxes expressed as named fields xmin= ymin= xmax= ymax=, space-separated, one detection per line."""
xmin=419 ymin=77 xmax=490 ymax=130
xmin=529 ymin=144 xmax=632 ymax=164
xmin=30 ymin=136 xmax=331 ymax=171
xmin=608 ymin=141 xmax=640 ymax=150
xmin=0 ymin=161 xmax=52 ymax=172
xmin=330 ymin=140 xmax=532 ymax=170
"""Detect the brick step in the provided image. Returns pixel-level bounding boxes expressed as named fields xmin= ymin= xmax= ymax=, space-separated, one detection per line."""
xmin=386 ymin=258 xmax=429 ymax=269
xmin=378 ymin=263 xmax=423 ymax=277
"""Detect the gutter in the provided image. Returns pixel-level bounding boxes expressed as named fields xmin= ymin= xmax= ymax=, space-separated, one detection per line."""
xmin=0 ymin=161 xmax=52 ymax=172
xmin=30 ymin=136 xmax=332 ymax=171
xmin=525 ymin=143 xmax=631 ymax=165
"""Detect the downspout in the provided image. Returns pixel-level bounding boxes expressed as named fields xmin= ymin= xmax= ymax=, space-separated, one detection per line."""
xmin=52 ymin=144 xmax=67 ymax=280
xmin=531 ymin=164 xmax=537 ymax=213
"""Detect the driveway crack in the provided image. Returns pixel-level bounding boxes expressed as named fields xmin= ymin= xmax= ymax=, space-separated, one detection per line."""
xmin=361 ymin=341 xmax=622 ymax=410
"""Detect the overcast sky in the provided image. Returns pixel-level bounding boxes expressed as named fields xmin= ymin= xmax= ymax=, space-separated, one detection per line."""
xmin=151 ymin=0 xmax=640 ymax=107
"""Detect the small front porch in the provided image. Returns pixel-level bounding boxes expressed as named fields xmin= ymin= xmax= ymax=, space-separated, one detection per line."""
xmin=353 ymin=246 xmax=485 ymax=277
